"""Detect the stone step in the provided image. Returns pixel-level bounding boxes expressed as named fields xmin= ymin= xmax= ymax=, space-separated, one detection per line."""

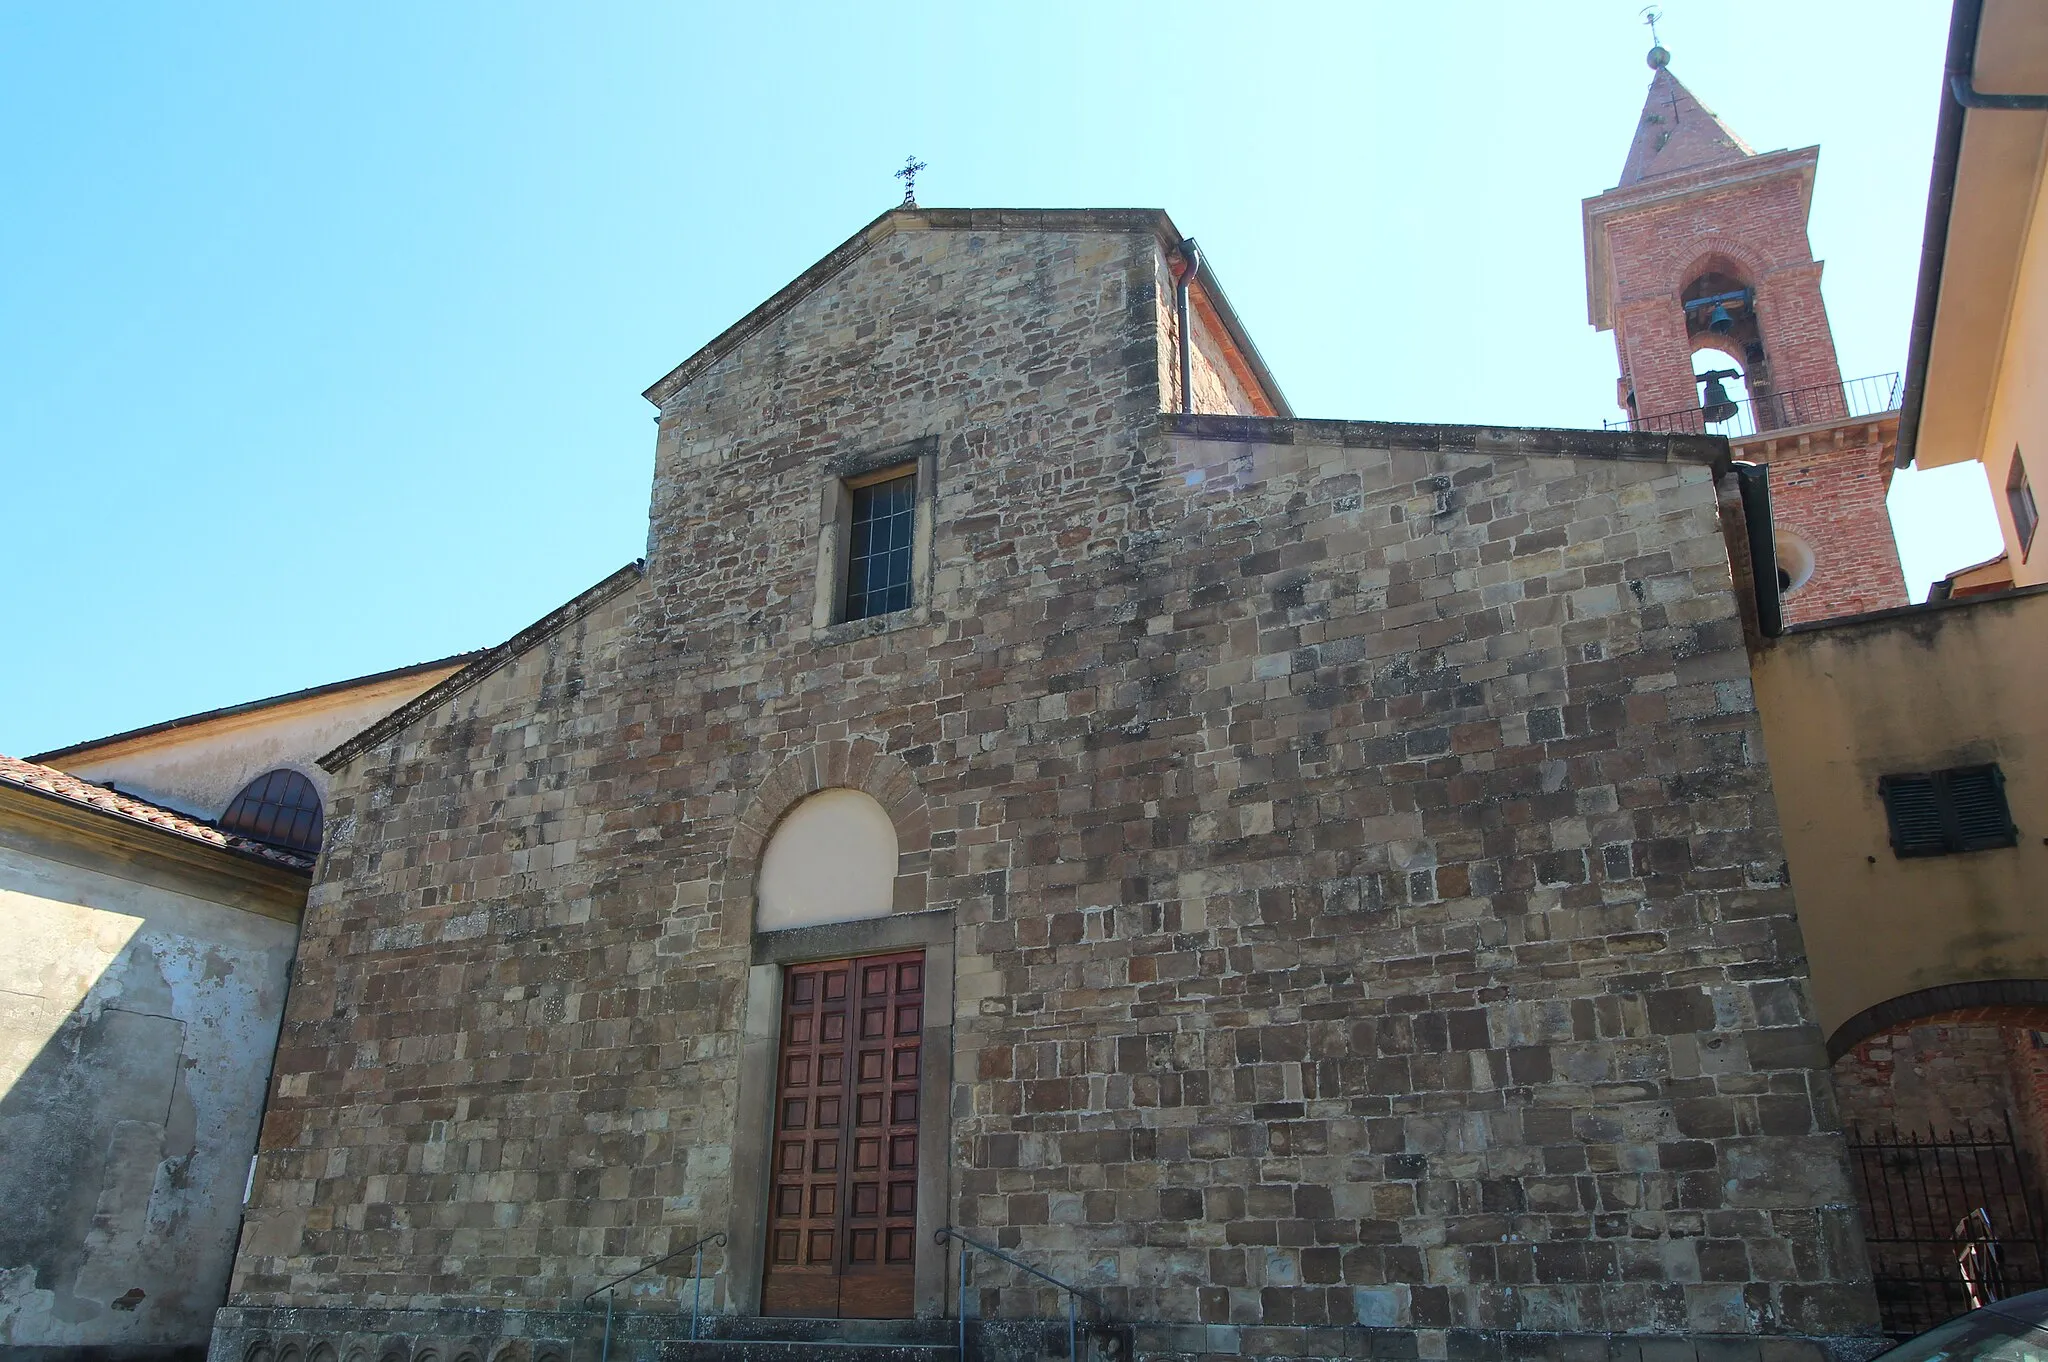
xmin=654 ymin=1343 xmax=957 ymax=1362
xmin=643 ymin=1316 xmax=963 ymax=1362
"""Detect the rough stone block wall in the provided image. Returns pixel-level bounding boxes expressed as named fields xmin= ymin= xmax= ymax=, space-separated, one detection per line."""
xmin=227 ymin=215 xmax=1877 ymax=1356
xmin=233 ymin=582 xmax=654 ymax=1307
xmin=947 ymin=418 xmax=1872 ymax=1344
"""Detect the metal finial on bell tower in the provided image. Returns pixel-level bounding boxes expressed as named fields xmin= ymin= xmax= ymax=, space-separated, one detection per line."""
xmin=1642 ymin=6 xmax=1670 ymax=68
xmin=894 ymin=155 xmax=927 ymax=208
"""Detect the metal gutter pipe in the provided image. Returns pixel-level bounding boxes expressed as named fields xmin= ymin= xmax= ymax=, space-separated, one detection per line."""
xmin=1175 ymin=238 xmax=1202 ymax=415
xmin=1896 ymin=0 xmax=1984 ymax=468
xmin=1951 ymin=75 xmax=2048 ymax=110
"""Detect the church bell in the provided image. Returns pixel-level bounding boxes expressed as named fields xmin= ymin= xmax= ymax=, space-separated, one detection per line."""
xmin=1708 ymin=302 xmax=1735 ymax=333
xmin=1699 ymin=372 xmax=1739 ymax=424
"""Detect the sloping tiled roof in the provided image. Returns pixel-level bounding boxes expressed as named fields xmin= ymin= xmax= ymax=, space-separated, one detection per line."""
xmin=1618 ymin=66 xmax=1756 ymax=187
xmin=0 ymin=754 xmax=316 ymax=873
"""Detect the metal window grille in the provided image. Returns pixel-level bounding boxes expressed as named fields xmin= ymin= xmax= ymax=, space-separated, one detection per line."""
xmin=1879 ymin=765 xmax=2017 ymax=858
xmin=219 ymin=768 xmax=324 ymax=854
xmin=845 ymin=473 xmax=916 ymax=621
xmin=1846 ymin=1118 xmax=2048 ymax=1339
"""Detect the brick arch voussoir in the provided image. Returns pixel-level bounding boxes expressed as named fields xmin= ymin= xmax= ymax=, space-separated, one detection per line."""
xmin=719 ymin=738 xmax=932 ymax=937
xmin=1828 ymin=980 xmax=2048 ymax=1061
xmin=1672 ymin=238 xmax=1771 ymax=297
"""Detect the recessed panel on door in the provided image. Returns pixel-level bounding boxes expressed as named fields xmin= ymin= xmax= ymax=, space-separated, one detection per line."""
xmin=762 ymin=950 xmax=923 ymax=1318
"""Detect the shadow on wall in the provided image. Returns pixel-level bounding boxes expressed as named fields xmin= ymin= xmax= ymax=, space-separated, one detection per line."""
xmin=0 ymin=887 xmax=291 ymax=1360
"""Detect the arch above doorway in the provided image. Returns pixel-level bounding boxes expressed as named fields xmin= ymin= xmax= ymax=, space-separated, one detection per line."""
xmin=1827 ymin=979 xmax=2048 ymax=1060
xmin=724 ymin=738 xmax=932 ymax=940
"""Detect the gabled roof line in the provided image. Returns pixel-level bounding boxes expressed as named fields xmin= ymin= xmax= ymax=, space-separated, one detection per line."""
xmin=318 ymin=561 xmax=647 ymax=774
xmin=29 ymin=649 xmax=487 ymax=765
xmin=642 ymin=204 xmax=898 ymax=410
xmin=639 ymin=207 xmax=1291 ymax=417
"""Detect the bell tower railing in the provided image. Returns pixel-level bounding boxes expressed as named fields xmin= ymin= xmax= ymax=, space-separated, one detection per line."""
xmin=1608 ymin=371 xmax=1900 ymax=439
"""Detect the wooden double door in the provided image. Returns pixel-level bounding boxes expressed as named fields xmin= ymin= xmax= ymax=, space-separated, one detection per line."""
xmin=761 ymin=950 xmax=924 ymax=1318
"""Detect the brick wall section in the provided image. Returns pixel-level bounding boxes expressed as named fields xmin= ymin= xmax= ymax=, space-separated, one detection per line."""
xmin=1833 ymin=1023 xmax=2020 ymax=1137
xmin=1764 ymin=443 xmax=1908 ymax=625
xmin=1152 ymin=240 xmax=1276 ymax=419
xmin=2006 ymin=1030 xmax=2048 ymax=1190
xmin=1835 ymin=1021 xmax=2048 ymax=1201
xmin=230 ymin=215 xmax=1877 ymax=1351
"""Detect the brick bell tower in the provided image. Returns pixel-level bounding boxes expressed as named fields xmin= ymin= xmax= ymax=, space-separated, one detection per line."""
xmin=1583 ymin=40 xmax=1908 ymax=625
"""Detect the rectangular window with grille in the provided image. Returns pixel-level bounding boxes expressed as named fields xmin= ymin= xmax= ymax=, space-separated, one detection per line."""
xmin=1879 ymin=765 xmax=2018 ymax=857
xmin=843 ymin=472 xmax=916 ymax=621
xmin=2009 ymin=448 xmax=2038 ymax=557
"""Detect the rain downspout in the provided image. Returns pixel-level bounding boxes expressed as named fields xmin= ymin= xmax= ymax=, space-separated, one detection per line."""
xmin=1175 ymin=238 xmax=1202 ymax=415
xmin=1734 ymin=462 xmax=1784 ymax=639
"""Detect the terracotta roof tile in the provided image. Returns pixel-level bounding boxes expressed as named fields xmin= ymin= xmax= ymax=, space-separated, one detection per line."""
xmin=0 ymin=754 xmax=316 ymax=873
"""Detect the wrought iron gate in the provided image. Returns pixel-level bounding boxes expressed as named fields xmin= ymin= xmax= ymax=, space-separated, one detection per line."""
xmin=1846 ymin=1117 xmax=2048 ymax=1338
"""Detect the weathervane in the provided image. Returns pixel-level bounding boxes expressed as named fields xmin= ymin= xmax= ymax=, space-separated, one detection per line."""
xmin=1641 ymin=6 xmax=1672 ymax=71
xmin=894 ymin=155 xmax=927 ymax=207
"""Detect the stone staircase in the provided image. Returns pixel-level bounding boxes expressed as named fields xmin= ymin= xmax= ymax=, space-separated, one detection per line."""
xmin=636 ymin=1314 xmax=1124 ymax=1361
xmin=649 ymin=1316 xmax=958 ymax=1362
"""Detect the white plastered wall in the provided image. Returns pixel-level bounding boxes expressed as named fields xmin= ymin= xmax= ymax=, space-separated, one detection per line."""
xmin=755 ymin=788 xmax=898 ymax=933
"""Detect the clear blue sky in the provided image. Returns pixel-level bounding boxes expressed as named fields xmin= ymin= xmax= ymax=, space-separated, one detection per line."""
xmin=1 ymin=2 xmax=1993 ymax=758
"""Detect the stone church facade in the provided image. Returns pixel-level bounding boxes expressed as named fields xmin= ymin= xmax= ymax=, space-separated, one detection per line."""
xmin=213 ymin=208 xmax=1879 ymax=1361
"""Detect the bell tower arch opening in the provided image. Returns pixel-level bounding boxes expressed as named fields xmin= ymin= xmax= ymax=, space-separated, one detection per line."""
xmin=1682 ymin=265 xmax=1771 ymax=427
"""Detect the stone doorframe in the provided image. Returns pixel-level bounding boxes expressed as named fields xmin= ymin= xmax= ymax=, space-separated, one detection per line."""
xmin=728 ymin=910 xmax=956 ymax=1320
xmin=718 ymin=739 xmax=950 ymax=1319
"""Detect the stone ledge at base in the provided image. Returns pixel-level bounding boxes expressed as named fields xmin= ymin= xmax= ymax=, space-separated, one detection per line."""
xmin=210 ymin=1308 xmax=1891 ymax=1362
xmin=206 ymin=1308 xmax=1108 ymax=1362
xmin=0 ymin=1348 xmax=212 ymax=1362
xmin=1130 ymin=1323 xmax=1891 ymax=1362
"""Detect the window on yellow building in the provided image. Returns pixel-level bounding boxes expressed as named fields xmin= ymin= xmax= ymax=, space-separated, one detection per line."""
xmin=1878 ymin=765 xmax=2017 ymax=858
xmin=2008 ymin=448 xmax=2037 ymax=558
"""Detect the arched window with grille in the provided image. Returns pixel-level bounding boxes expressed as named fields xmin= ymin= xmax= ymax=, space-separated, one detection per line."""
xmin=219 ymin=768 xmax=324 ymax=855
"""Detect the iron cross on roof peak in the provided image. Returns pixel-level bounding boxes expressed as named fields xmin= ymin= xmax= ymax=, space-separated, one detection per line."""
xmin=895 ymin=155 xmax=927 ymax=207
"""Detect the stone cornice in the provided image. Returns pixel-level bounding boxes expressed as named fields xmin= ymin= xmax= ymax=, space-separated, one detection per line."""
xmin=1163 ymin=412 xmax=1729 ymax=470
xmin=1732 ymin=410 xmax=1900 ymax=464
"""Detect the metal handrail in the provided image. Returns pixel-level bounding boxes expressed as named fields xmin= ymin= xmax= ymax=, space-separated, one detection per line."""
xmin=1607 ymin=371 xmax=1901 ymax=439
xmin=584 ymin=1230 xmax=727 ymax=1361
xmin=936 ymin=1227 xmax=1113 ymax=1360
